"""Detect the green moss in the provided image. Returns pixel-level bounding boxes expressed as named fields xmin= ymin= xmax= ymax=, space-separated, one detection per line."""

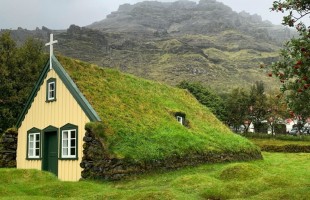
xmin=57 ymin=56 xmax=260 ymax=162
xmin=85 ymin=122 xmax=106 ymax=139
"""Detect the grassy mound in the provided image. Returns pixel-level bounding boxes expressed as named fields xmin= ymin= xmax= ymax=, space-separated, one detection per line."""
xmin=57 ymin=55 xmax=261 ymax=162
xmin=219 ymin=163 xmax=264 ymax=180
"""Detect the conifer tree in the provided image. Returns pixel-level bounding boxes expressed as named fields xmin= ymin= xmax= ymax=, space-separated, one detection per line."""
xmin=0 ymin=32 xmax=46 ymax=133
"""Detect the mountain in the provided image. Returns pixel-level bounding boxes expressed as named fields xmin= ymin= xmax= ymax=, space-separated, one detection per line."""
xmin=88 ymin=0 xmax=292 ymax=43
xmin=1 ymin=0 xmax=295 ymax=92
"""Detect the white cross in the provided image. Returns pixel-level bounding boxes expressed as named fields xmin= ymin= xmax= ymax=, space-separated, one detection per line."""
xmin=45 ymin=34 xmax=58 ymax=69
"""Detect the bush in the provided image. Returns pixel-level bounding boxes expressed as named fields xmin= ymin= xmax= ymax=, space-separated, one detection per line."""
xmin=260 ymin=145 xmax=310 ymax=153
xmin=240 ymin=132 xmax=310 ymax=141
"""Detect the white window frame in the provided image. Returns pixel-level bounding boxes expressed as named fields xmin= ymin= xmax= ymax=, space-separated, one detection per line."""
xmin=61 ymin=129 xmax=77 ymax=158
xmin=176 ymin=116 xmax=183 ymax=124
xmin=28 ymin=132 xmax=40 ymax=158
xmin=48 ymin=81 xmax=55 ymax=100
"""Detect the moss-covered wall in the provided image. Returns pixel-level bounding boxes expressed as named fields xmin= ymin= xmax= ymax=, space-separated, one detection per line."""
xmin=0 ymin=128 xmax=18 ymax=168
xmin=81 ymin=125 xmax=263 ymax=180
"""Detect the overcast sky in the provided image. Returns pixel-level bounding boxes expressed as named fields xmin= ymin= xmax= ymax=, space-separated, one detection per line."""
xmin=1 ymin=0 xmax=289 ymax=30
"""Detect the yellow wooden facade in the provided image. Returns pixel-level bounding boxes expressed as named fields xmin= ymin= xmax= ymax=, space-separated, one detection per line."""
xmin=17 ymin=69 xmax=90 ymax=181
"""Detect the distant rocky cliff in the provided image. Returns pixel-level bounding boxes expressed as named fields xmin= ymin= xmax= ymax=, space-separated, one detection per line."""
xmin=88 ymin=0 xmax=294 ymax=43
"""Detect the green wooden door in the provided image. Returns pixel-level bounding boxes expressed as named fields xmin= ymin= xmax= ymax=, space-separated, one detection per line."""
xmin=42 ymin=131 xmax=58 ymax=176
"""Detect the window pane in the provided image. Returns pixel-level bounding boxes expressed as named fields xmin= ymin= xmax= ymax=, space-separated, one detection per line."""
xmin=49 ymin=91 xmax=54 ymax=98
xmin=35 ymin=149 xmax=39 ymax=156
xmin=71 ymin=131 xmax=76 ymax=139
xmin=36 ymin=141 xmax=39 ymax=148
xmin=35 ymin=134 xmax=40 ymax=141
xmin=49 ymin=83 xmax=54 ymax=90
xmin=70 ymin=148 xmax=75 ymax=156
xmin=70 ymin=139 xmax=75 ymax=147
xmin=29 ymin=149 xmax=33 ymax=156
xmin=29 ymin=135 xmax=34 ymax=142
xmin=63 ymin=148 xmax=68 ymax=156
xmin=63 ymin=139 xmax=68 ymax=148
xmin=29 ymin=141 xmax=33 ymax=148
xmin=63 ymin=131 xmax=68 ymax=139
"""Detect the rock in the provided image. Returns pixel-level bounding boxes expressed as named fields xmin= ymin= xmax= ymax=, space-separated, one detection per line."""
xmin=67 ymin=24 xmax=82 ymax=35
xmin=83 ymin=136 xmax=92 ymax=142
xmin=0 ymin=128 xmax=18 ymax=168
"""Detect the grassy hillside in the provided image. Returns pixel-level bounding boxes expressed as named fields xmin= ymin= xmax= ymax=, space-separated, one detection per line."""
xmin=57 ymin=56 xmax=260 ymax=162
xmin=0 ymin=153 xmax=309 ymax=199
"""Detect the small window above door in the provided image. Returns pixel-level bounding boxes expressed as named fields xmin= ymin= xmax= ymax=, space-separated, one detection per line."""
xmin=46 ymin=78 xmax=56 ymax=102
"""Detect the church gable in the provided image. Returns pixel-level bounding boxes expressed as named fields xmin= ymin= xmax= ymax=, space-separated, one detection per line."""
xmin=16 ymin=56 xmax=101 ymax=128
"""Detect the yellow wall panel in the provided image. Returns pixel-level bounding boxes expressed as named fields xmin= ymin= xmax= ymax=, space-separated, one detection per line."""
xmin=17 ymin=69 xmax=90 ymax=181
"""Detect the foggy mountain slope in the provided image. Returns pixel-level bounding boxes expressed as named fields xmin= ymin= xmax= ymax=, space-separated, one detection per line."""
xmin=2 ymin=0 xmax=295 ymax=92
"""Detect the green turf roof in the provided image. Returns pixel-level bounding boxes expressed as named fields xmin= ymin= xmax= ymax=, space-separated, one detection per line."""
xmin=55 ymin=55 xmax=260 ymax=161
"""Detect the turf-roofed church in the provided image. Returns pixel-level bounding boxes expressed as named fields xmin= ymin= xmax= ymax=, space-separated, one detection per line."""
xmin=16 ymin=35 xmax=262 ymax=181
xmin=16 ymin=34 xmax=100 ymax=181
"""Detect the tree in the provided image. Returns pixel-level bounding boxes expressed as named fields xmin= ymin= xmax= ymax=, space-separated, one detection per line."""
xmin=225 ymin=87 xmax=250 ymax=132
xmin=0 ymin=32 xmax=47 ymax=133
xmin=269 ymin=0 xmax=310 ymax=119
xmin=178 ymin=81 xmax=227 ymax=122
xmin=0 ymin=32 xmax=18 ymax=133
xmin=265 ymin=91 xmax=289 ymax=134
xmin=225 ymin=82 xmax=281 ymax=133
xmin=248 ymin=81 xmax=268 ymax=132
xmin=266 ymin=92 xmax=289 ymax=120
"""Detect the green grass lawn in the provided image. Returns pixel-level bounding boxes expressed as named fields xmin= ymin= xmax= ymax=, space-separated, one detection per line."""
xmin=0 ymin=152 xmax=309 ymax=200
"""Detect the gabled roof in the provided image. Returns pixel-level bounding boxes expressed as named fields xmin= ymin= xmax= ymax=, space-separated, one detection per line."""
xmin=16 ymin=55 xmax=101 ymax=128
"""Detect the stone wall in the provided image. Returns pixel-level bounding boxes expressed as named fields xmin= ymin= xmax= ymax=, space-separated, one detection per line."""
xmin=0 ymin=128 xmax=18 ymax=168
xmin=81 ymin=127 xmax=262 ymax=181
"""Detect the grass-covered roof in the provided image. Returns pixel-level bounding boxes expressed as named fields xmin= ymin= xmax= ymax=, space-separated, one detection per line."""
xmin=57 ymin=56 xmax=260 ymax=162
